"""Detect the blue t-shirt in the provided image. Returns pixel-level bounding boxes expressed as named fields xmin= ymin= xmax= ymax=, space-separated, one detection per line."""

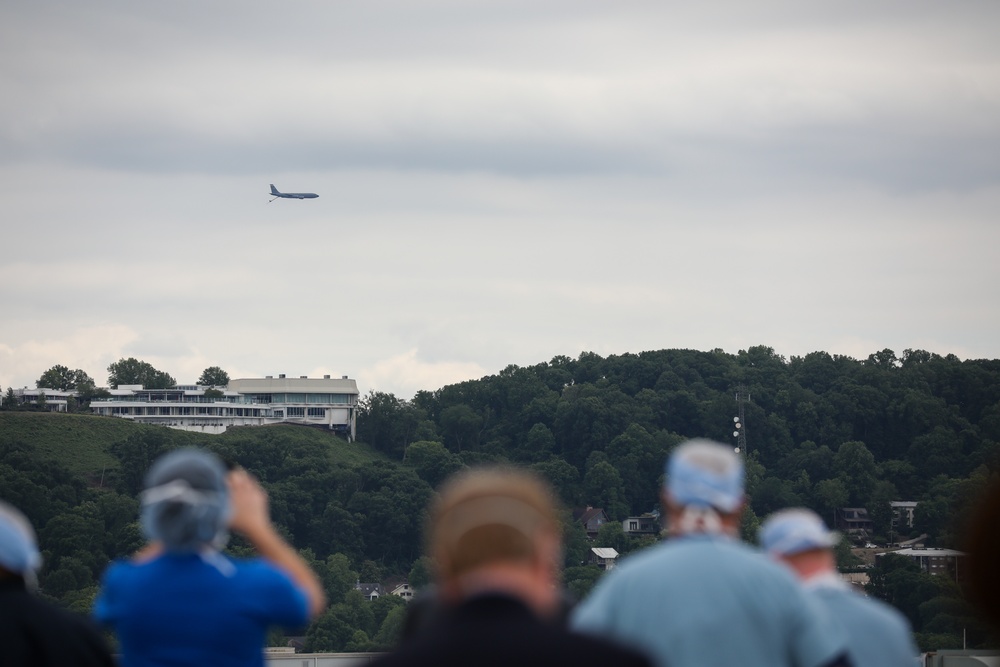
xmin=571 ymin=534 xmax=847 ymax=667
xmin=94 ymin=552 xmax=309 ymax=667
xmin=805 ymin=576 xmax=918 ymax=667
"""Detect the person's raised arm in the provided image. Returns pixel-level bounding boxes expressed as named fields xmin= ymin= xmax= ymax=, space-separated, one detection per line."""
xmin=227 ymin=469 xmax=326 ymax=618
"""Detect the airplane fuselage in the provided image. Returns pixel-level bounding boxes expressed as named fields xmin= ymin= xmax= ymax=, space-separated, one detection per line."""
xmin=269 ymin=184 xmax=318 ymax=199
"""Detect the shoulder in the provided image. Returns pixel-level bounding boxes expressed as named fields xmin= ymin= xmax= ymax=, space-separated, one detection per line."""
xmin=825 ymin=587 xmax=913 ymax=629
xmin=568 ymin=630 xmax=654 ymax=667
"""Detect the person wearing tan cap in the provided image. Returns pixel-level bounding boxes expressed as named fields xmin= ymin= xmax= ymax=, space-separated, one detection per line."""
xmin=370 ymin=466 xmax=652 ymax=667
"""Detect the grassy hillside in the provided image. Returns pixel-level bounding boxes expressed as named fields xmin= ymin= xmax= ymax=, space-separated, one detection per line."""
xmin=0 ymin=412 xmax=385 ymax=483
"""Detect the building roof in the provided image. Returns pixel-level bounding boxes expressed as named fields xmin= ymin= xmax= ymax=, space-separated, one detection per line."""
xmin=574 ymin=507 xmax=608 ymax=524
xmin=591 ymin=548 xmax=619 ymax=559
xmin=887 ymin=547 xmax=967 ymax=557
xmin=355 ymin=583 xmax=383 ymax=596
xmin=229 ymin=376 xmax=358 ymax=394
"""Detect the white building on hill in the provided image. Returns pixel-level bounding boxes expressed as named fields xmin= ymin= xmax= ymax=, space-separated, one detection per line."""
xmin=89 ymin=374 xmax=359 ymax=438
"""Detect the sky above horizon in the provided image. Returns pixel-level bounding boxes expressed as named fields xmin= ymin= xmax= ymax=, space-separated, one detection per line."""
xmin=2 ymin=1 xmax=999 ymax=399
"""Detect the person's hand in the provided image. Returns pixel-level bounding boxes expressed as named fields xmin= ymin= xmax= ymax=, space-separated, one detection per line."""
xmin=227 ymin=468 xmax=272 ymax=538
xmin=133 ymin=541 xmax=163 ymax=563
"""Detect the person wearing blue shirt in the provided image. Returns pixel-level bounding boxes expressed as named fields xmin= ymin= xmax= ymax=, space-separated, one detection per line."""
xmin=572 ymin=439 xmax=851 ymax=667
xmin=760 ymin=508 xmax=918 ymax=667
xmin=94 ymin=448 xmax=326 ymax=667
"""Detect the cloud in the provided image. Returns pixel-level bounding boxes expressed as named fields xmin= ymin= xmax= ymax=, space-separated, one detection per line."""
xmin=0 ymin=325 xmax=139 ymax=390
xmin=360 ymin=349 xmax=489 ymax=398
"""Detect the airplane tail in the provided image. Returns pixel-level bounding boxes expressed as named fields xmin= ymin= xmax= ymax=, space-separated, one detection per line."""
xmin=270 ymin=184 xmax=280 ymax=195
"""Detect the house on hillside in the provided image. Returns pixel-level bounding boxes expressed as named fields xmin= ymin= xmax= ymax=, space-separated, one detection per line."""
xmin=622 ymin=513 xmax=659 ymax=536
xmin=390 ymin=583 xmax=414 ymax=601
xmin=11 ymin=387 xmax=76 ymax=412
xmin=835 ymin=507 xmax=873 ymax=537
xmin=881 ymin=547 xmax=967 ymax=583
xmin=890 ymin=501 xmax=918 ymax=529
xmin=589 ymin=548 xmax=619 ymax=571
xmin=355 ymin=582 xmax=383 ymax=601
xmin=573 ymin=507 xmax=609 ymax=539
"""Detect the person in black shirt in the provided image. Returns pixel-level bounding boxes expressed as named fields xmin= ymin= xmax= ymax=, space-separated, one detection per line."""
xmin=0 ymin=499 xmax=114 ymax=667
xmin=372 ymin=467 xmax=652 ymax=667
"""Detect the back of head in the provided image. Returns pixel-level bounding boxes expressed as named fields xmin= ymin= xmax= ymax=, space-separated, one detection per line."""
xmin=0 ymin=500 xmax=41 ymax=583
xmin=760 ymin=508 xmax=840 ymax=558
xmin=140 ymin=448 xmax=231 ymax=553
xmin=666 ymin=439 xmax=744 ymax=512
xmin=430 ymin=467 xmax=560 ymax=581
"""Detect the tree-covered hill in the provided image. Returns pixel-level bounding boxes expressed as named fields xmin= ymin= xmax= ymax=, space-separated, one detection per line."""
xmin=359 ymin=346 xmax=1000 ymax=546
xmin=3 ymin=345 xmax=999 ymax=651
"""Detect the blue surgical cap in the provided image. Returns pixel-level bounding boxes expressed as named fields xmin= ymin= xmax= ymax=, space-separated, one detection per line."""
xmin=140 ymin=449 xmax=231 ymax=552
xmin=666 ymin=439 xmax=744 ymax=513
xmin=760 ymin=508 xmax=840 ymax=557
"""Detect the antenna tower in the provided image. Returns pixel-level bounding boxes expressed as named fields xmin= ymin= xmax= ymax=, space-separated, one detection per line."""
xmin=732 ymin=385 xmax=749 ymax=456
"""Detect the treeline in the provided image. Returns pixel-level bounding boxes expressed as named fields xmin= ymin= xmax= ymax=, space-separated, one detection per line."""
xmin=360 ymin=347 xmax=1000 ymax=545
xmin=3 ymin=346 xmax=999 ymax=652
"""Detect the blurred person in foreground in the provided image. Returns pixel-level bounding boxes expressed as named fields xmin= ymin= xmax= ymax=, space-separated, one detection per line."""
xmin=964 ymin=476 xmax=1000 ymax=635
xmin=760 ymin=508 xmax=918 ymax=667
xmin=572 ymin=439 xmax=851 ymax=667
xmin=371 ymin=466 xmax=653 ymax=667
xmin=0 ymin=499 xmax=114 ymax=667
xmin=94 ymin=448 xmax=326 ymax=667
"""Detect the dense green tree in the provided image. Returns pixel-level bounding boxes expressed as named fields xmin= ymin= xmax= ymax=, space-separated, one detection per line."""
xmin=408 ymin=556 xmax=434 ymax=590
xmin=1 ymin=387 xmax=17 ymax=409
xmin=107 ymin=357 xmax=175 ymax=389
xmin=197 ymin=366 xmax=230 ymax=387
xmin=357 ymin=391 xmax=422 ymax=459
xmin=36 ymin=365 xmax=94 ymax=391
xmin=404 ymin=440 xmax=462 ymax=489
xmin=373 ymin=605 xmax=407 ymax=650
xmin=563 ymin=565 xmax=603 ymax=602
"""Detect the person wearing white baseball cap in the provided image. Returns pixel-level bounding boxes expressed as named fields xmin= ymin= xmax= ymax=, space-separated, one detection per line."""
xmin=572 ymin=439 xmax=851 ymax=667
xmin=760 ymin=508 xmax=918 ymax=667
xmin=0 ymin=500 xmax=114 ymax=667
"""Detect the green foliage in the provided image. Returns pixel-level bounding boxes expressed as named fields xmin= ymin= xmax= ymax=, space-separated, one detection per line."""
xmin=8 ymin=345 xmax=1000 ymax=655
xmin=37 ymin=365 xmax=94 ymax=391
xmin=106 ymin=357 xmax=176 ymax=389
xmin=563 ymin=565 xmax=604 ymax=602
xmin=404 ymin=440 xmax=462 ymax=489
xmin=408 ymin=556 xmax=433 ymax=590
xmin=197 ymin=366 xmax=230 ymax=387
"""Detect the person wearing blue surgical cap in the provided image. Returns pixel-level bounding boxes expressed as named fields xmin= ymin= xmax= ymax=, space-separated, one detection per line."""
xmin=0 ymin=499 xmax=114 ymax=667
xmin=572 ymin=439 xmax=852 ymax=667
xmin=94 ymin=448 xmax=326 ymax=667
xmin=760 ymin=508 xmax=917 ymax=667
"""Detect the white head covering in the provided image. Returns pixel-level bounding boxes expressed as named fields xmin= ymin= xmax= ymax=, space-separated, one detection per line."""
xmin=0 ymin=500 xmax=42 ymax=586
xmin=140 ymin=449 xmax=232 ymax=552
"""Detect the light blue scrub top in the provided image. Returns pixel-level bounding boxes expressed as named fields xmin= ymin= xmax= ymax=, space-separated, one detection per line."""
xmin=571 ymin=534 xmax=847 ymax=667
xmin=805 ymin=573 xmax=918 ymax=667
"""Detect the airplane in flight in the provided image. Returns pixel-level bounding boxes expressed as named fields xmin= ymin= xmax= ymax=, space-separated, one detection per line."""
xmin=269 ymin=184 xmax=319 ymax=201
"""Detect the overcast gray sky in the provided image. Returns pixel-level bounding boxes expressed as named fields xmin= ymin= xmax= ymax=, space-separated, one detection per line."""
xmin=2 ymin=0 xmax=999 ymax=399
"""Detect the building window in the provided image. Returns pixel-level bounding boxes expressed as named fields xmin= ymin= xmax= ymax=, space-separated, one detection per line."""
xmin=287 ymin=407 xmax=305 ymax=417
xmin=308 ymin=407 xmax=325 ymax=417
